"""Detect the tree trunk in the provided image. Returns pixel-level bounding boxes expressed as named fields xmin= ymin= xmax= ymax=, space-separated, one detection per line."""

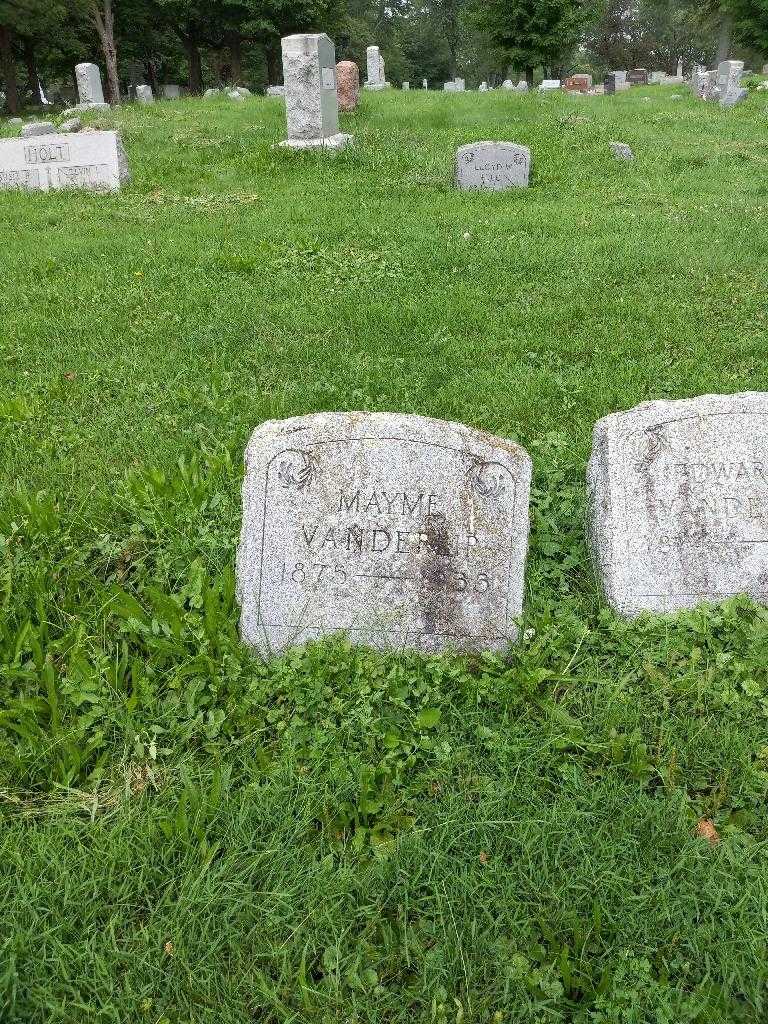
xmin=716 ymin=13 xmax=732 ymax=63
xmin=0 ymin=24 xmax=19 ymax=114
xmin=89 ymin=0 xmax=121 ymax=104
xmin=266 ymin=44 xmax=280 ymax=86
xmin=184 ymin=37 xmax=203 ymax=93
xmin=525 ymin=66 xmax=534 ymax=87
xmin=146 ymin=60 xmax=159 ymax=95
xmin=23 ymin=38 xmax=39 ymax=104
xmin=227 ymin=32 xmax=242 ymax=85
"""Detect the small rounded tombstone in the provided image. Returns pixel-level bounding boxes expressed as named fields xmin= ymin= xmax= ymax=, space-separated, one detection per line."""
xmin=336 ymin=60 xmax=360 ymax=112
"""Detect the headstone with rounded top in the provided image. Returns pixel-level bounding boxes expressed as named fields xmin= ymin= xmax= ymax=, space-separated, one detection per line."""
xmin=588 ymin=393 xmax=768 ymax=616
xmin=336 ymin=61 xmax=359 ymax=111
xmin=135 ymin=84 xmax=154 ymax=104
xmin=456 ymin=140 xmax=531 ymax=190
xmin=76 ymin=63 xmax=105 ymax=106
xmin=236 ymin=411 xmax=532 ymax=655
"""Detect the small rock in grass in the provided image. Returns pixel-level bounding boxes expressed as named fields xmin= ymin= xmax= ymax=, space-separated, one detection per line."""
xmin=696 ymin=819 xmax=720 ymax=845
xmin=59 ymin=117 xmax=82 ymax=133
xmin=204 ymin=88 xmax=220 ymax=99
xmin=609 ymin=141 xmax=634 ymax=160
xmin=8 ymin=117 xmax=23 ymax=125
xmin=20 ymin=121 xmax=56 ymax=138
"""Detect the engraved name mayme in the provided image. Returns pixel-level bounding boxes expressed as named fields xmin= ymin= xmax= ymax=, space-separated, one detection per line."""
xmin=299 ymin=488 xmax=480 ymax=557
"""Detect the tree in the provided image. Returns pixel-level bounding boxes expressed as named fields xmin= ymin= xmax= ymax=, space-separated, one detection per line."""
xmin=0 ymin=0 xmax=71 ymax=112
xmin=473 ymin=0 xmax=597 ymax=83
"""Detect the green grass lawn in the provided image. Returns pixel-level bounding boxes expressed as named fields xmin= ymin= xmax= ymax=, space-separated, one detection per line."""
xmin=2 ymin=87 xmax=768 ymax=1022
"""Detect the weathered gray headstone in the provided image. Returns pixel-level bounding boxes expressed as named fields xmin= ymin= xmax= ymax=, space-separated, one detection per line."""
xmin=539 ymin=79 xmax=561 ymax=91
xmin=501 ymin=79 xmax=514 ymax=90
xmin=516 ymin=80 xmax=529 ymax=92
xmin=479 ymin=81 xmax=488 ymax=92
xmin=0 ymin=130 xmax=129 ymax=192
xmin=455 ymin=141 xmax=531 ymax=190
xmin=20 ymin=121 xmax=55 ymax=138
xmin=717 ymin=59 xmax=744 ymax=95
xmin=443 ymin=81 xmax=458 ymax=92
xmin=721 ymin=87 xmax=748 ymax=108
xmin=135 ymin=84 xmax=154 ymax=104
xmin=280 ymin=34 xmax=351 ymax=151
xmin=75 ymin=63 xmax=105 ymax=106
xmin=588 ymin=393 xmax=768 ymax=616
xmin=454 ymin=77 xmax=465 ymax=91
xmin=365 ymin=45 xmax=386 ymax=90
xmin=162 ymin=84 xmax=181 ymax=99
xmin=609 ymin=141 xmax=634 ymax=160
xmin=236 ymin=412 xmax=532 ymax=654
xmin=204 ymin=88 xmax=220 ymax=98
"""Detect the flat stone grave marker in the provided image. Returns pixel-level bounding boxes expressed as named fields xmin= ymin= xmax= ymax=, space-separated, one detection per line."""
xmin=627 ymin=68 xmax=648 ymax=85
xmin=588 ymin=393 xmax=768 ymax=616
xmin=0 ymin=130 xmax=129 ymax=192
xmin=236 ymin=412 xmax=532 ymax=654
xmin=455 ymin=141 xmax=531 ymax=190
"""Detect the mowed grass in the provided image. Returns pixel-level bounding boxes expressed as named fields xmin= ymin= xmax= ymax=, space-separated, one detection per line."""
xmin=2 ymin=88 xmax=768 ymax=1022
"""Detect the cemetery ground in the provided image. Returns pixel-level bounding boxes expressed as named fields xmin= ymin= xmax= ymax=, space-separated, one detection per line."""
xmin=2 ymin=85 xmax=768 ymax=1022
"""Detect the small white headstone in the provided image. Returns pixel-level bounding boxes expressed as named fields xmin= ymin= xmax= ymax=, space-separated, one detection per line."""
xmin=135 ymin=85 xmax=154 ymax=104
xmin=280 ymin=34 xmax=351 ymax=151
xmin=402 ymin=81 xmax=409 ymax=90
xmin=236 ymin=412 xmax=532 ymax=654
xmin=588 ymin=394 xmax=768 ymax=616
xmin=75 ymin=63 xmax=105 ymax=105
xmin=422 ymin=78 xmax=428 ymax=89
xmin=516 ymin=81 xmax=529 ymax=92
xmin=266 ymin=85 xmax=285 ymax=97
xmin=455 ymin=141 xmax=531 ymax=190
xmin=479 ymin=82 xmax=488 ymax=92
xmin=539 ymin=79 xmax=561 ymax=91
xmin=501 ymin=80 xmax=514 ymax=90
xmin=0 ymin=130 xmax=129 ymax=192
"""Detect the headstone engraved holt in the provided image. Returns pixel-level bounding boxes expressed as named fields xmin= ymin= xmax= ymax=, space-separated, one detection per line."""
xmin=237 ymin=412 xmax=532 ymax=654
xmin=0 ymin=130 xmax=129 ymax=192
xmin=588 ymin=393 xmax=768 ymax=616
xmin=455 ymin=141 xmax=531 ymax=190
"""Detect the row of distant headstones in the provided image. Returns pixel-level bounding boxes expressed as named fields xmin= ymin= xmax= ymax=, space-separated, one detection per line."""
xmin=236 ymin=395 xmax=768 ymax=656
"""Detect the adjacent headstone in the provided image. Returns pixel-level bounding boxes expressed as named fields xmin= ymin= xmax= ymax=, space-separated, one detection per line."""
xmin=613 ymin=70 xmax=629 ymax=91
xmin=365 ymin=45 xmax=386 ymax=90
xmin=135 ymin=84 xmax=154 ymax=104
xmin=455 ymin=141 xmax=531 ymax=190
xmin=402 ymin=81 xmax=409 ymax=90
xmin=454 ymin=77 xmax=465 ymax=91
xmin=609 ymin=141 xmax=634 ymax=160
xmin=422 ymin=78 xmax=428 ymax=89
xmin=721 ymin=87 xmax=748 ymax=108
xmin=627 ymin=68 xmax=648 ymax=86
xmin=539 ymin=79 xmax=561 ymax=91
xmin=266 ymin=85 xmax=285 ymax=97
xmin=516 ymin=80 xmax=528 ymax=92
xmin=20 ymin=121 xmax=56 ymax=138
xmin=236 ymin=412 xmax=532 ymax=654
xmin=0 ymin=130 xmax=129 ymax=192
xmin=479 ymin=81 xmax=488 ymax=92
xmin=336 ymin=61 xmax=359 ymax=112
xmin=676 ymin=56 xmax=683 ymax=78
xmin=564 ymin=74 xmax=592 ymax=92
xmin=280 ymin=34 xmax=352 ymax=151
xmin=648 ymin=71 xmax=665 ymax=84
xmin=588 ymin=394 xmax=768 ymax=617
xmin=75 ymin=63 xmax=105 ymax=106
xmin=444 ymin=81 xmax=458 ymax=92
xmin=501 ymin=79 xmax=514 ymax=90
xmin=718 ymin=59 xmax=745 ymax=106
xmin=204 ymin=88 xmax=221 ymax=98
xmin=162 ymin=84 xmax=181 ymax=100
